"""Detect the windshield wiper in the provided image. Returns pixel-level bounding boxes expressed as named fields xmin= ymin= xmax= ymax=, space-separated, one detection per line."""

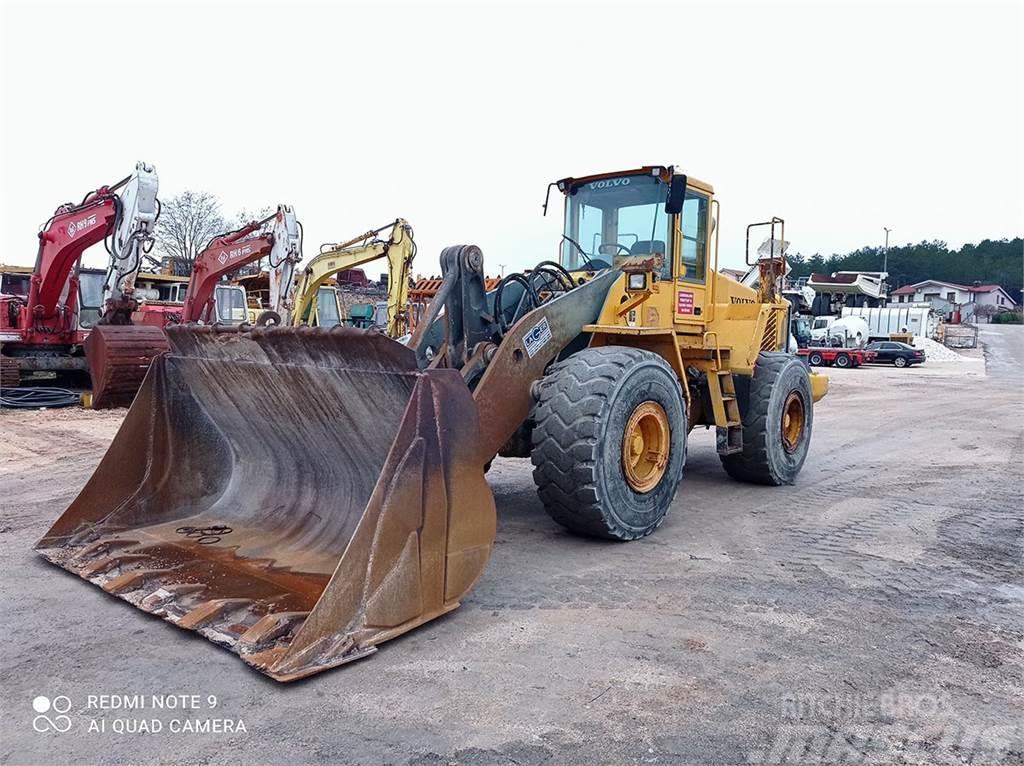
xmin=561 ymin=234 xmax=598 ymax=271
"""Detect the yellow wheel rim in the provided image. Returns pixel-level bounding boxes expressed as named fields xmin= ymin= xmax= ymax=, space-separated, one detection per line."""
xmin=781 ymin=391 xmax=805 ymax=453
xmin=621 ymin=401 xmax=670 ymax=493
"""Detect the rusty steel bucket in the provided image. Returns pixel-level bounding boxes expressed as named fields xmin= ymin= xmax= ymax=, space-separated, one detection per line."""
xmin=84 ymin=324 xmax=171 ymax=409
xmin=37 ymin=324 xmax=496 ymax=681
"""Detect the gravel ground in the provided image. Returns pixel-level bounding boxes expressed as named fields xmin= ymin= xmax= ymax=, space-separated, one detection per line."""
xmin=0 ymin=327 xmax=1021 ymax=765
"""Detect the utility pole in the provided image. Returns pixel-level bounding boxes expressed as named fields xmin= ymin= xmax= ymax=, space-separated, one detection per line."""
xmin=882 ymin=227 xmax=892 ymax=277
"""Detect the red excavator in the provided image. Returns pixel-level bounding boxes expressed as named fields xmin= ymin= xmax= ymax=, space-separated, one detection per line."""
xmin=87 ymin=205 xmax=301 ymax=406
xmin=0 ymin=162 xmax=160 ymax=390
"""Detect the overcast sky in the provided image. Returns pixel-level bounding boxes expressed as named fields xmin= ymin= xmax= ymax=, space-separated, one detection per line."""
xmin=1 ymin=1 xmax=1020 ymax=278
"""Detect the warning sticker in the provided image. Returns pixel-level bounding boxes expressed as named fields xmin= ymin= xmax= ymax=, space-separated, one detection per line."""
xmin=522 ymin=316 xmax=553 ymax=358
xmin=676 ymin=291 xmax=695 ymax=315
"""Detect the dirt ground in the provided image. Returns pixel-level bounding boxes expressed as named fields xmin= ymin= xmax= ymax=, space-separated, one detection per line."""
xmin=1 ymin=327 xmax=1021 ymax=765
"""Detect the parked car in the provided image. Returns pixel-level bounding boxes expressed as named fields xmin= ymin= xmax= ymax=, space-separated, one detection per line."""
xmin=864 ymin=341 xmax=926 ymax=368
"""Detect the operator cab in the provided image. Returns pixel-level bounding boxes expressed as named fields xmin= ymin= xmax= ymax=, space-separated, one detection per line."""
xmin=214 ymin=284 xmax=248 ymax=325
xmin=77 ymin=269 xmax=106 ymax=329
xmin=553 ymin=165 xmax=712 ymax=286
xmin=315 ymin=286 xmax=342 ymax=326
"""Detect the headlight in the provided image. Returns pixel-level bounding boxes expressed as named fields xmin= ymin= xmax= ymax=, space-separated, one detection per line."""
xmin=628 ymin=273 xmax=646 ymax=290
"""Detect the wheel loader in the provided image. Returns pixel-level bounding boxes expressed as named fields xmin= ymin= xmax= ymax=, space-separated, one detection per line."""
xmin=36 ymin=165 xmax=828 ymax=682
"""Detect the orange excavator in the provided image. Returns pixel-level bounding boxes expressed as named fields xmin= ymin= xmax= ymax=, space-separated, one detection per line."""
xmin=86 ymin=205 xmax=301 ymax=407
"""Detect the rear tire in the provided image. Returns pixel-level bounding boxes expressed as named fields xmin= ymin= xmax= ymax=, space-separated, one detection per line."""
xmin=894 ymin=356 xmax=907 ymax=368
xmin=834 ymin=353 xmax=851 ymax=368
xmin=530 ymin=346 xmax=687 ymax=540
xmin=721 ymin=352 xmax=813 ymax=486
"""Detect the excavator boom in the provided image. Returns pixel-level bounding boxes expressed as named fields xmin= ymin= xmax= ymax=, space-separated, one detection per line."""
xmin=182 ymin=205 xmax=300 ymax=323
xmin=292 ymin=219 xmax=414 ymax=334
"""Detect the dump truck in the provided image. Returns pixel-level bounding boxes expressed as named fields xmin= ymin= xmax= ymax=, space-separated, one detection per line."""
xmin=37 ymin=165 xmax=828 ymax=682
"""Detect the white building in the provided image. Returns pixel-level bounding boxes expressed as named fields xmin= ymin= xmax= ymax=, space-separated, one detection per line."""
xmin=889 ymin=279 xmax=1018 ymax=320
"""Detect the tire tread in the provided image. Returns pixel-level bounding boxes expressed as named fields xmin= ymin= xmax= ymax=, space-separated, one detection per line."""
xmin=531 ymin=347 xmax=677 ymax=540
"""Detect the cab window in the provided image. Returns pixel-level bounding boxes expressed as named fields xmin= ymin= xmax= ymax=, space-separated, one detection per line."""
xmin=214 ymin=286 xmax=247 ymax=324
xmin=678 ymin=190 xmax=709 ymax=282
xmin=316 ymin=287 xmax=341 ymax=327
xmin=77 ymin=271 xmax=105 ymax=329
xmin=561 ymin=174 xmax=672 ymax=280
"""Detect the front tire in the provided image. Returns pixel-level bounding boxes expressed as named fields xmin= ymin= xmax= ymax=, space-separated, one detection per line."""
xmin=721 ymin=352 xmax=813 ymax=486
xmin=530 ymin=347 xmax=687 ymax=540
xmin=894 ymin=356 xmax=907 ymax=368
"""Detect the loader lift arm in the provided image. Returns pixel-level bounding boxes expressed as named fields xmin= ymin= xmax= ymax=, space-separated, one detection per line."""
xmin=292 ymin=219 xmax=415 ymax=334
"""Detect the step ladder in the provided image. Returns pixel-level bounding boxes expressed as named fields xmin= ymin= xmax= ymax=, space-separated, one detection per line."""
xmin=704 ymin=333 xmax=744 ymax=456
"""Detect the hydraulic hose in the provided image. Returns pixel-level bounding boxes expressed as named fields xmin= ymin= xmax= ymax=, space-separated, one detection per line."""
xmin=1 ymin=387 xmax=81 ymax=409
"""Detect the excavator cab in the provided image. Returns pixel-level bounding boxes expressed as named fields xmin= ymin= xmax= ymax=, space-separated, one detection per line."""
xmin=297 ymin=285 xmax=344 ymax=327
xmin=213 ymin=284 xmax=249 ymax=325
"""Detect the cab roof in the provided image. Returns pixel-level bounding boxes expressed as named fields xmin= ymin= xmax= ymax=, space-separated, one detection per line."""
xmin=556 ymin=166 xmax=714 ymax=195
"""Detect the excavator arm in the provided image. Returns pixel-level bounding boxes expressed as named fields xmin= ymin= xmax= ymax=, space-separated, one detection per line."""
xmin=27 ymin=162 xmax=158 ymax=335
xmin=292 ymin=219 xmax=414 ymax=335
xmin=182 ymin=205 xmax=300 ymax=323
xmin=100 ymin=163 xmax=161 ymax=323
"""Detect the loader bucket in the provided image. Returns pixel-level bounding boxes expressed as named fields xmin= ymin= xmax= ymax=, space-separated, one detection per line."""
xmin=37 ymin=325 xmax=496 ymax=681
xmin=84 ymin=324 xmax=170 ymax=409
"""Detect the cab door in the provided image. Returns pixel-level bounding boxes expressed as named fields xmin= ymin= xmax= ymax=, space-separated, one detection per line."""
xmin=673 ymin=189 xmax=712 ymax=332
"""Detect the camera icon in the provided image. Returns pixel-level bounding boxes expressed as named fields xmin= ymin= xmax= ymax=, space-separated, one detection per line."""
xmin=32 ymin=695 xmax=73 ymax=733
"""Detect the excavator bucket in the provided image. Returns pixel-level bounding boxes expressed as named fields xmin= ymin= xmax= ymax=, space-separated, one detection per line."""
xmin=37 ymin=325 xmax=496 ymax=681
xmin=84 ymin=325 xmax=170 ymax=409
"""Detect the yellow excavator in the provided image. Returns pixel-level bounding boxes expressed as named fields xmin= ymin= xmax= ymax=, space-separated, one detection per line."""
xmin=291 ymin=219 xmax=415 ymax=334
xmin=37 ymin=165 xmax=827 ymax=682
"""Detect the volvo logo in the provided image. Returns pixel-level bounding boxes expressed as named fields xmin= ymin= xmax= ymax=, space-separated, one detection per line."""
xmin=588 ymin=178 xmax=631 ymax=190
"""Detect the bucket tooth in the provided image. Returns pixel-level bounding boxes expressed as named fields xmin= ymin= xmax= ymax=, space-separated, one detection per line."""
xmin=178 ymin=598 xmax=256 ymax=630
xmin=102 ymin=567 xmax=180 ymax=595
xmin=239 ymin=611 xmax=309 ymax=651
xmin=36 ymin=325 xmax=497 ymax=681
xmin=141 ymin=584 xmax=207 ymax=611
xmin=79 ymin=553 xmax=151 ymax=578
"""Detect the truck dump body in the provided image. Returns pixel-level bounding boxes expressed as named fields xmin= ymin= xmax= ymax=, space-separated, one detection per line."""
xmin=36 ymin=325 xmax=496 ymax=681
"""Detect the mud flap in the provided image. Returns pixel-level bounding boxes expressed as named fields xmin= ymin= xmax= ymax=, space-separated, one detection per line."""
xmin=37 ymin=325 xmax=496 ymax=681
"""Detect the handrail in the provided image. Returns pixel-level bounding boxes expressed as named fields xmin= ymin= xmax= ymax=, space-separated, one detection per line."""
xmin=709 ymin=198 xmax=721 ymax=323
xmin=703 ymin=330 xmax=723 ymax=369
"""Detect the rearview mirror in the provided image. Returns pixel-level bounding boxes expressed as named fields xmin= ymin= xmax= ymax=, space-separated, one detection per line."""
xmin=665 ymin=174 xmax=687 ymax=215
